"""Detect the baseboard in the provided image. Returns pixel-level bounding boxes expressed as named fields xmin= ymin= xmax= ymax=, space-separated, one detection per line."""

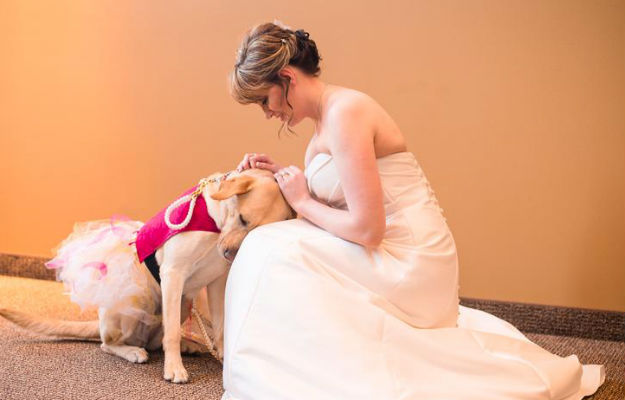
xmin=459 ymin=297 xmax=624 ymax=342
xmin=0 ymin=253 xmax=56 ymax=281
xmin=1 ymin=252 xmax=623 ymax=342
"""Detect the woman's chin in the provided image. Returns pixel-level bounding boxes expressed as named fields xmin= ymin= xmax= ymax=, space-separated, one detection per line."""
xmin=288 ymin=114 xmax=302 ymax=127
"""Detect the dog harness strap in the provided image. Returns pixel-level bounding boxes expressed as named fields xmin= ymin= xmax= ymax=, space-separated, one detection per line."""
xmin=134 ymin=184 xmax=221 ymax=265
xmin=144 ymin=252 xmax=161 ymax=285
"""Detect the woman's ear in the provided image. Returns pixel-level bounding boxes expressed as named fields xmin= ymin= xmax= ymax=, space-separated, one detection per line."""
xmin=279 ymin=67 xmax=295 ymax=85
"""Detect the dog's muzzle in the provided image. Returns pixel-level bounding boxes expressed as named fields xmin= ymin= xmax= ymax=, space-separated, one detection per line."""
xmin=223 ymin=248 xmax=238 ymax=262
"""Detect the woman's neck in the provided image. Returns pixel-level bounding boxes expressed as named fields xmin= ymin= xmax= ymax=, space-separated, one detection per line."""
xmin=309 ymin=80 xmax=330 ymax=132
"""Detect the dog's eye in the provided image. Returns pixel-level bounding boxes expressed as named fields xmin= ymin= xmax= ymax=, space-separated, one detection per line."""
xmin=239 ymin=214 xmax=248 ymax=227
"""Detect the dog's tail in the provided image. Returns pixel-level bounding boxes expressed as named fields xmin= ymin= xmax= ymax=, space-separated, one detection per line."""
xmin=0 ymin=308 xmax=100 ymax=340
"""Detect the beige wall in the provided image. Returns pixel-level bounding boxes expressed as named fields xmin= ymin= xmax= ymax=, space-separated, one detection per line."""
xmin=1 ymin=1 xmax=623 ymax=311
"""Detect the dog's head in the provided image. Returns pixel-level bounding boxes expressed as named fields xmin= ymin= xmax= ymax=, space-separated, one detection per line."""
xmin=208 ymin=168 xmax=296 ymax=262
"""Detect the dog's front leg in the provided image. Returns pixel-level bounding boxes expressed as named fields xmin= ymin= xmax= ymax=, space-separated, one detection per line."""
xmin=160 ymin=265 xmax=189 ymax=383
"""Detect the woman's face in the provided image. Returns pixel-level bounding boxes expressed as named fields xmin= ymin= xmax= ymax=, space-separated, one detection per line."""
xmin=259 ymin=83 xmax=298 ymax=126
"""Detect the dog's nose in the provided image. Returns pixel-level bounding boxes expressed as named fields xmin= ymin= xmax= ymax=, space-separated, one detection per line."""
xmin=223 ymin=248 xmax=238 ymax=262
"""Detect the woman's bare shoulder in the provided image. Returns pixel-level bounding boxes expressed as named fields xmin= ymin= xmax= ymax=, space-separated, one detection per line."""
xmin=327 ymin=86 xmax=377 ymax=111
xmin=329 ymin=86 xmax=405 ymax=146
xmin=323 ymin=87 xmax=380 ymax=135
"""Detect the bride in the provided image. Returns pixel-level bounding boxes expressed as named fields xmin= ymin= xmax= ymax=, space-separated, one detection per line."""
xmin=222 ymin=21 xmax=605 ymax=399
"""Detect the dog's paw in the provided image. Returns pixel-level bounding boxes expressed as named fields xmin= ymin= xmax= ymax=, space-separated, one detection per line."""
xmin=128 ymin=347 xmax=149 ymax=363
xmin=100 ymin=343 xmax=149 ymax=364
xmin=164 ymin=360 xmax=189 ymax=384
xmin=181 ymin=338 xmax=209 ymax=355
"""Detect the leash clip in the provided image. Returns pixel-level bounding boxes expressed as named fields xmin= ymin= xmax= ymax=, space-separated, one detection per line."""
xmin=163 ymin=171 xmax=235 ymax=230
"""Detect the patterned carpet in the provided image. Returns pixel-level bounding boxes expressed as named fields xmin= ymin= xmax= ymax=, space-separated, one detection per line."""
xmin=0 ymin=274 xmax=622 ymax=399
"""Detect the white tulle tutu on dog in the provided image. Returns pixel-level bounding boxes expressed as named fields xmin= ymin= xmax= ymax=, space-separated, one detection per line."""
xmin=45 ymin=214 xmax=217 ymax=351
xmin=45 ymin=215 xmax=162 ymax=332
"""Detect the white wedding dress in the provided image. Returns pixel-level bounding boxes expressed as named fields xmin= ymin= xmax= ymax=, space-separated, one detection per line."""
xmin=220 ymin=151 xmax=605 ymax=400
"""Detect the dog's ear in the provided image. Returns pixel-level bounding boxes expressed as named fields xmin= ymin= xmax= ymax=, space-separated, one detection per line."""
xmin=210 ymin=175 xmax=255 ymax=200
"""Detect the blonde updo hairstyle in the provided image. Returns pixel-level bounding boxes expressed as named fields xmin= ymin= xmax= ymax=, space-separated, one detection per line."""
xmin=229 ymin=20 xmax=322 ymax=137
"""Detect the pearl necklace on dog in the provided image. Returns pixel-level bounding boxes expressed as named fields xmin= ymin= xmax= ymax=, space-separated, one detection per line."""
xmin=190 ymin=304 xmax=221 ymax=361
xmin=164 ymin=170 xmax=235 ymax=230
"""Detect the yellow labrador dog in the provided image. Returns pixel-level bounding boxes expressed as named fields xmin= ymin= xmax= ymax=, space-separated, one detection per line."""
xmin=0 ymin=168 xmax=294 ymax=383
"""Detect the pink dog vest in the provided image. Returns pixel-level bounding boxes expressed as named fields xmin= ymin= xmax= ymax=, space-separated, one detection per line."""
xmin=134 ymin=184 xmax=221 ymax=267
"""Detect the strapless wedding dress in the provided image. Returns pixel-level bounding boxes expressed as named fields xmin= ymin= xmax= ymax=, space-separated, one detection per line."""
xmin=220 ymin=151 xmax=605 ymax=400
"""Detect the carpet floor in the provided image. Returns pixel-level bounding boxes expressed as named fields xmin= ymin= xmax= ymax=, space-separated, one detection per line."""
xmin=0 ymin=275 xmax=622 ymax=399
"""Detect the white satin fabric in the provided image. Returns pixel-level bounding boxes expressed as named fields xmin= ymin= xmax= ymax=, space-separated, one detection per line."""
xmin=220 ymin=151 xmax=605 ymax=400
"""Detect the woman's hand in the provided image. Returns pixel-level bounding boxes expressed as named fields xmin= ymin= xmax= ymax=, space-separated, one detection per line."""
xmin=274 ymin=165 xmax=311 ymax=212
xmin=237 ymin=153 xmax=282 ymax=173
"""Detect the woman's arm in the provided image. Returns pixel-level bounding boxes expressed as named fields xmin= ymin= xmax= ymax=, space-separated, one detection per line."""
xmin=294 ymin=98 xmax=386 ymax=248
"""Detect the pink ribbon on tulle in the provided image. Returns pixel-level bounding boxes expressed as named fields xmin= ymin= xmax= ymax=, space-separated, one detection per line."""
xmin=87 ymin=214 xmax=134 ymax=246
xmin=81 ymin=261 xmax=108 ymax=279
xmin=45 ymin=258 xmax=64 ymax=269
